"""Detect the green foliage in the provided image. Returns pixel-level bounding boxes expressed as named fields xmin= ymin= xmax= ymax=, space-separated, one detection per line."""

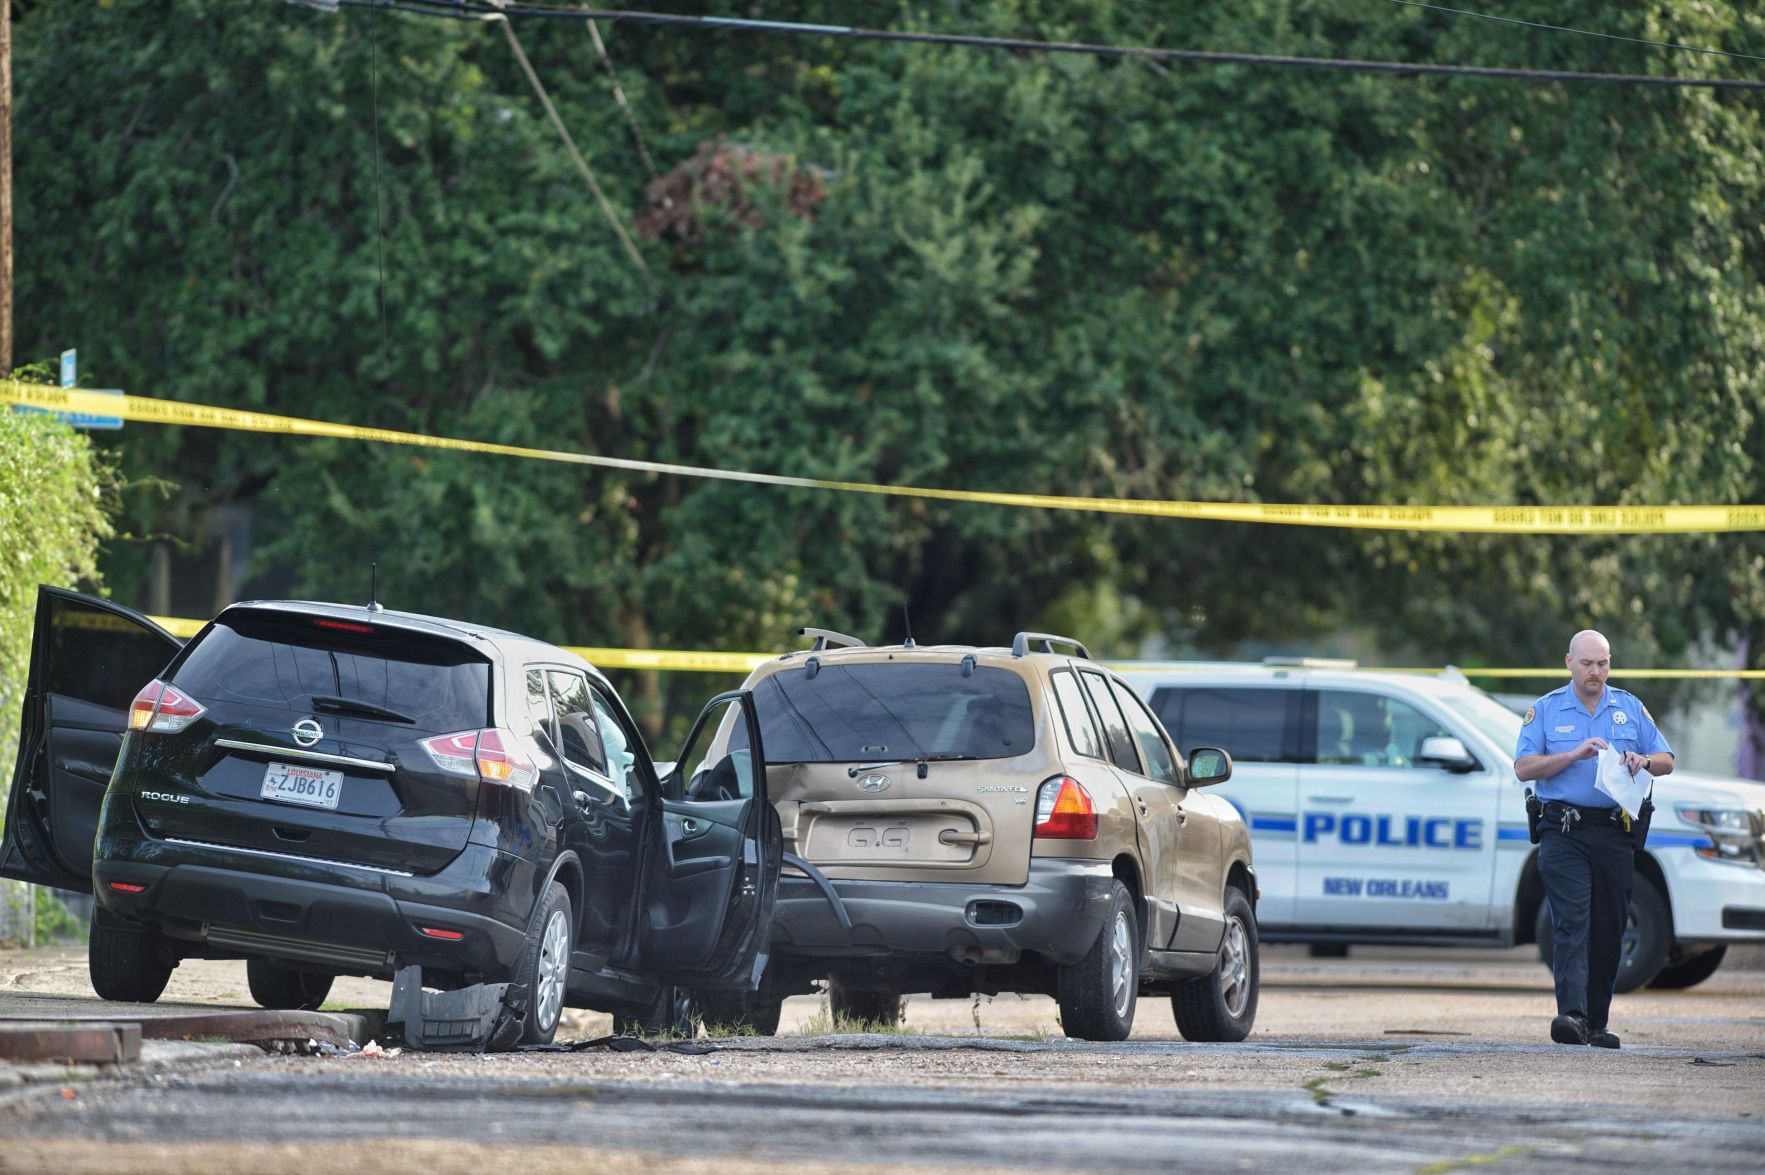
xmin=10 ymin=1 xmax=1765 ymax=740
xmin=0 ymin=374 xmax=114 ymax=791
xmin=32 ymin=888 xmax=88 ymax=946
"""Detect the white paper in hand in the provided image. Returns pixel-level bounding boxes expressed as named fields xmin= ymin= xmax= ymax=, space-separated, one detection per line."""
xmin=1595 ymin=746 xmax=1652 ymax=820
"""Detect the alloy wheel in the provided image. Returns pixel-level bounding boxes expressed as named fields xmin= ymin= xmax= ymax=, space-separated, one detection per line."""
xmin=536 ymin=908 xmax=570 ymax=1031
xmin=1108 ymin=909 xmax=1134 ymax=1018
xmin=1219 ymin=914 xmax=1250 ymax=1018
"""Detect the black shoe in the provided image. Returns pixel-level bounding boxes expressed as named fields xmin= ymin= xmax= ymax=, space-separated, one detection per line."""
xmin=1588 ymin=1029 xmax=1620 ymax=1049
xmin=1550 ymin=1013 xmax=1590 ymax=1045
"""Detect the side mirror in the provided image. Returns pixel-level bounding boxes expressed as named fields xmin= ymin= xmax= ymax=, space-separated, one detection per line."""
xmin=1418 ymin=736 xmax=1478 ymax=773
xmin=1186 ymin=746 xmax=1233 ymax=787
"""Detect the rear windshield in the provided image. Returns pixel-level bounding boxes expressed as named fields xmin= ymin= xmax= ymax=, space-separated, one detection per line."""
xmin=170 ymin=616 xmax=491 ymax=734
xmin=731 ymin=662 xmax=1035 ymax=763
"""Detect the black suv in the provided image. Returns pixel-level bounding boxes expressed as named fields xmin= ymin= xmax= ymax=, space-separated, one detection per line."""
xmin=1 ymin=588 xmax=779 ymax=1044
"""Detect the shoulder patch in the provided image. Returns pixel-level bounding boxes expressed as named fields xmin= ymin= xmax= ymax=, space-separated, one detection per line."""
xmin=1643 ymin=704 xmax=1653 ymax=722
xmin=1524 ymin=706 xmax=1536 ymax=725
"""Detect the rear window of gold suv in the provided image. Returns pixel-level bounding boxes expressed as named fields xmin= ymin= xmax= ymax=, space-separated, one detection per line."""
xmin=733 ymin=662 xmax=1034 ymax=763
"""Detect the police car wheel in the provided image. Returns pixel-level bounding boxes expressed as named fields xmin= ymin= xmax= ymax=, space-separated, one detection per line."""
xmin=1171 ymin=885 xmax=1260 ymax=1043
xmin=1647 ymin=945 xmax=1727 ymax=990
xmin=1056 ymin=880 xmax=1138 ymax=1042
xmin=1533 ymin=876 xmax=1671 ymax=994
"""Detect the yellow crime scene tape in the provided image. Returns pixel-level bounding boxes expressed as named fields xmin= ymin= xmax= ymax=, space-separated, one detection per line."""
xmin=8 ymin=381 xmax=1765 ymax=534
xmin=137 ymin=616 xmax=1762 ymax=677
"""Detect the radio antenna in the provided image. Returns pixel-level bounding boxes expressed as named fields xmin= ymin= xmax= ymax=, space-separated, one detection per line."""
xmin=368 ymin=562 xmax=385 ymax=613
xmin=901 ymin=603 xmax=915 ymax=649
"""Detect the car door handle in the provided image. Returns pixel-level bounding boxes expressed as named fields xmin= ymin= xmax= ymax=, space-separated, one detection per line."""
xmin=938 ymin=829 xmax=992 ymax=846
xmin=1311 ymin=795 xmax=1354 ymax=803
xmin=680 ymin=817 xmax=706 ymax=838
xmin=572 ymin=791 xmax=592 ymax=808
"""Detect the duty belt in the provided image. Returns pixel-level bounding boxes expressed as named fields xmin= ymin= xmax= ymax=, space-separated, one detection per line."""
xmin=1542 ymin=800 xmax=1630 ymax=833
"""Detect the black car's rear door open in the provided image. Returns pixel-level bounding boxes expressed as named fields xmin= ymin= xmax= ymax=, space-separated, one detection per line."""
xmin=0 ymin=588 xmax=184 ymax=892
xmin=639 ymin=690 xmax=779 ymax=990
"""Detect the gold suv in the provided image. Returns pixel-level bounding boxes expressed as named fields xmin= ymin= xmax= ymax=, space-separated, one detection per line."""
xmin=698 ymin=630 xmax=1259 ymax=1041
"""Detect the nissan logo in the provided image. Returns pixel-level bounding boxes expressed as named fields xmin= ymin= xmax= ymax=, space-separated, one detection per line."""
xmin=292 ymin=718 xmax=324 ymax=748
xmin=857 ymin=774 xmax=891 ymax=794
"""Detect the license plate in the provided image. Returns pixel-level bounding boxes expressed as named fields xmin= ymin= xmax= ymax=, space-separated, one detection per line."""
xmin=260 ymin=763 xmax=344 ymax=810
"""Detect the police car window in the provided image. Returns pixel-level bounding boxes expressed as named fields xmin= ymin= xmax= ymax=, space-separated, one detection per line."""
xmin=1080 ymin=671 xmax=1142 ymax=774
xmin=1050 ymin=670 xmax=1107 ymax=760
xmin=1110 ymin=679 xmax=1179 ymax=785
xmin=1151 ymin=687 xmax=1288 ymax=764
xmin=1314 ymin=690 xmax=1450 ymax=769
xmin=547 ymin=670 xmax=610 ymax=778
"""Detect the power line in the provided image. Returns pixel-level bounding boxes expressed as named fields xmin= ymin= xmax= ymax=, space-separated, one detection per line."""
xmin=327 ymin=0 xmax=1765 ymax=90
xmin=1381 ymin=1 xmax=1765 ymax=66
xmin=585 ymin=18 xmax=662 ymax=187
xmin=493 ymin=13 xmax=654 ymax=284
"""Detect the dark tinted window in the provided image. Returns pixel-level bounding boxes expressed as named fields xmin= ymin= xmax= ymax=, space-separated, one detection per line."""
xmin=44 ymin=596 xmax=179 ymax=711
xmin=1112 ymin=680 xmax=1179 ymax=785
xmin=733 ymin=663 xmax=1034 ymax=763
xmin=1152 ymin=686 xmax=1289 ymax=763
xmin=171 ymin=617 xmax=490 ymax=734
xmin=1080 ymin=671 xmax=1142 ymax=774
xmin=1050 ymin=670 xmax=1106 ymax=759
xmin=549 ymin=670 xmax=609 ymax=776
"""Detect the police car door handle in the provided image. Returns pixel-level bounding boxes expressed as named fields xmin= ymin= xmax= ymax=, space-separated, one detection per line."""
xmin=1311 ymin=795 xmax=1354 ymax=803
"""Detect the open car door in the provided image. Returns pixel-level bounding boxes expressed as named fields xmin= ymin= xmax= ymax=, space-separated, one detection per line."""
xmin=639 ymin=690 xmax=779 ymax=990
xmin=0 ymin=588 xmax=185 ymax=893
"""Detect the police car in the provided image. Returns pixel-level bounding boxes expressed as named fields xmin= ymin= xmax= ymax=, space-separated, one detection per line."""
xmin=1118 ymin=660 xmax=1765 ymax=991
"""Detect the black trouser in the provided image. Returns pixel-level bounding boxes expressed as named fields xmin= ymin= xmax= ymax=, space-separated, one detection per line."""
xmin=1537 ymin=820 xmax=1635 ymax=1030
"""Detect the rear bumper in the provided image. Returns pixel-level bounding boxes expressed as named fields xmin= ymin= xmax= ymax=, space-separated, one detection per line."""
xmin=770 ymin=858 xmax=1116 ymax=968
xmin=92 ymin=799 xmax=536 ymax=978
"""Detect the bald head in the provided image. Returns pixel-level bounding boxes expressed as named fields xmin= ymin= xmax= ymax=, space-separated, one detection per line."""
xmin=1566 ymin=630 xmax=1611 ymax=704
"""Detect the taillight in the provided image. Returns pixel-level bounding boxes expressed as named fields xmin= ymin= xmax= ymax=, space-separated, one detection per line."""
xmin=127 ymin=679 xmax=207 ymax=734
xmin=420 ymin=728 xmax=536 ymax=790
xmin=1034 ymin=776 xmax=1098 ymax=839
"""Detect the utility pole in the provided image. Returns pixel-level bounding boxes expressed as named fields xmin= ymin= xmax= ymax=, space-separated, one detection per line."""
xmin=1 ymin=1 xmax=12 ymax=376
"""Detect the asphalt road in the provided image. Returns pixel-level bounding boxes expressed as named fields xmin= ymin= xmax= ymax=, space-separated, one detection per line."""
xmin=2 ymin=945 xmax=1761 ymax=1174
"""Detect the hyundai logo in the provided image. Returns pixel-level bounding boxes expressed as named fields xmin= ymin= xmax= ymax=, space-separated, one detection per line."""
xmin=292 ymin=718 xmax=324 ymax=748
xmin=856 ymin=774 xmax=892 ymax=794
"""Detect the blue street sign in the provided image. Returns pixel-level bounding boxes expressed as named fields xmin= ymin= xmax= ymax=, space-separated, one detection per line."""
xmin=60 ymin=350 xmax=76 ymax=387
xmin=62 ymin=389 xmax=125 ymax=430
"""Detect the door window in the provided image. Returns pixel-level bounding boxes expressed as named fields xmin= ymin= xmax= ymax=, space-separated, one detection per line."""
xmin=547 ymin=670 xmax=610 ymax=777
xmin=1313 ymin=690 xmax=1451 ymax=768
xmin=590 ymin=690 xmax=643 ymax=803
xmin=1050 ymin=669 xmax=1107 ymax=760
xmin=1080 ymin=671 xmax=1142 ymax=774
xmin=1151 ymin=686 xmax=1292 ymax=763
xmin=1110 ymin=679 xmax=1179 ymax=785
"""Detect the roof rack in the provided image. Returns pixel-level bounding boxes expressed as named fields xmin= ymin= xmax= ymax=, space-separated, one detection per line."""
xmin=799 ymin=627 xmax=867 ymax=653
xmin=1261 ymin=656 xmax=1358 ymax=669
xmin=1012 ymin=632 xmax=1092 ymax=660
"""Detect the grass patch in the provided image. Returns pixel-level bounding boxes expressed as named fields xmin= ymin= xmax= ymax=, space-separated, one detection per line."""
xmin=794 ymin=1009 xmax=905 ymax=1036
xmin=215 ymin=992 xmax=241 ymax=1000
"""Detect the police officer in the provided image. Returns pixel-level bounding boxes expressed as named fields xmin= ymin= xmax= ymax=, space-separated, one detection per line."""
xmin=1515 ymin=629 xmax=1673 ymax=1049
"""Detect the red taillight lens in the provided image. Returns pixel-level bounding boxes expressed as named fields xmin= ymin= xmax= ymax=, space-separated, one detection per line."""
xmin=418 ymin=926 xmax=464 ymax=941
xmin=1034 ymin=776 xmax=1098 ymax=839
xmin=421 ymin=728 xmax=535 ymax=790
xmin=127 ymin=679 xmax=206 ymax=734
xmin=313 ymin=618 xmax=374 ymax=634
xmin=107 ymin=881 xmax=147 ymax=894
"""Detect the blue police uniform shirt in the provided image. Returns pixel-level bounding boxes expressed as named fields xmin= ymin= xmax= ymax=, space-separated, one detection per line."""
xmin=1515 ymin=684 xmax=1672 ymax=807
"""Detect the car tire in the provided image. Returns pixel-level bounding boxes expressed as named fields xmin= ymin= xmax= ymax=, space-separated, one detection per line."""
xmin=87 ymin=906 xmax=174 ymax=1004
xmin=613 ymin=985 xmax=701 ymax=1038
xmin=827 ymin=978 xmax=903 ymax=1028
xmin=246 ymin=958 xmax=335 ymax=1011
xmin=1534 ymin=875 xmax=1671 ymax=993
xmin=1056 ymin=879 xmax=1138 ymax=1042
xmin=513 ymin=882 xmax=573 ymax=1045
xmin=696 ymin=990 xmax=784 ymax=1036
xmin=1647 ymin=945 xmax=1727 ymax=990
xmin=1171 ymin=885 xmax=1259 ymax=1043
